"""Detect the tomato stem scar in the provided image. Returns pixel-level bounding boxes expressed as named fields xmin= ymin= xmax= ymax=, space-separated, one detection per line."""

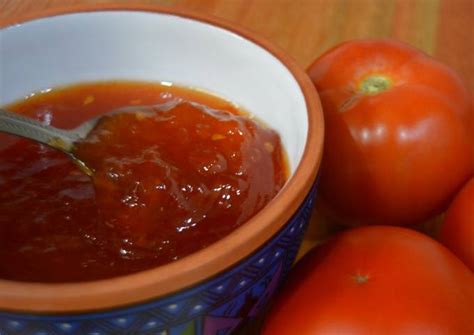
xmin=359 ymin=75 xmax=392 ymax=95
xmin=352 ymin=273 xmax=370 ymax=285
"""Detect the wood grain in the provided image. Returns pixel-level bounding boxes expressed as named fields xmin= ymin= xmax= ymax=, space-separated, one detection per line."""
xmin=1 ymin=0 xmax=472 ymax=91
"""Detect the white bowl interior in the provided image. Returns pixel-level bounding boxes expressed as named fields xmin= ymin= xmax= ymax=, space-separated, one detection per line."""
xmin=0 ymin=11 xmax=308 ymax=173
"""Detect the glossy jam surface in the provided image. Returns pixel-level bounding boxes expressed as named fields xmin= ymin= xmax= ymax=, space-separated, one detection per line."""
xmin=0 ymin=82 xmax=287 ymax=282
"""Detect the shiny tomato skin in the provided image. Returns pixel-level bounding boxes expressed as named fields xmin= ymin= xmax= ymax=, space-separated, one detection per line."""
xmin=262 ymin=226 xmax=474 ymax=335
xmin=439 ymin=178 xmax=474 ymax=271
xmin=308 ymin=39 xmax=473 ymax=226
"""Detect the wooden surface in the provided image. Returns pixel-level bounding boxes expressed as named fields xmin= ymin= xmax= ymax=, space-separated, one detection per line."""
xmin=1 ymin=0 xmax=473 ymax=257
xmin=1 ymin=0 xmax=473 ymax=91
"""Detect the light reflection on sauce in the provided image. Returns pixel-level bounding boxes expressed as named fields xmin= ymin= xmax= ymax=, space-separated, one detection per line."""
xmin=0 ymin=81 xmax=288 ymax=282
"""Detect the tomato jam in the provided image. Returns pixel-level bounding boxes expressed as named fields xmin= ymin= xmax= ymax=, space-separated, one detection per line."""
xmin=0 ymin=82 xmax=287 ymax=282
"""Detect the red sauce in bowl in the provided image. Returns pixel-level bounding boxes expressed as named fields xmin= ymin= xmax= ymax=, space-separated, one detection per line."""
xmin=0 ymin=82 xmax=288 ymax=282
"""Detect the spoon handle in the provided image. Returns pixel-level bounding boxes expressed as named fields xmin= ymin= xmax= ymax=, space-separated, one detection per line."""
xmin=0 ymin=109 xmax=80 ymax=153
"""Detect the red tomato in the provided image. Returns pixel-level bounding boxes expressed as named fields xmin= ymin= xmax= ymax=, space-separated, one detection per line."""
xmin=439 ymin=178 xmax=474 ymax=271
xmin=263 ymin=226 xmax=474 ymax=335
xmin=307 ymin=39 xmax=473 ymax=226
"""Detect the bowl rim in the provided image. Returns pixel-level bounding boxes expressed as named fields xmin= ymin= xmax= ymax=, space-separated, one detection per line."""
xmin=0 ymin=3 xmax=324 ymax=314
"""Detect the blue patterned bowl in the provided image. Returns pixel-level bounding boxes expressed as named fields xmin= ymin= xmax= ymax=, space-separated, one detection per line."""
xmin=0 ymin=5 xmax=323 ymax=335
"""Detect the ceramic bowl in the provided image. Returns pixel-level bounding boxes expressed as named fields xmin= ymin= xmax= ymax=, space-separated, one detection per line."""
xmin=0 ymin=5 xmax=323 ymax=335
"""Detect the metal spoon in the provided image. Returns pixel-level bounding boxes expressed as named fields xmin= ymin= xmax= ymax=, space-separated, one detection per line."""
xmin=0 ymin=108 xmax=98 ymax=176
xmin=0 ymin=99 xmax=205 ymax=177
xmin=0 ymin=101 xmax=184 ymax=177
